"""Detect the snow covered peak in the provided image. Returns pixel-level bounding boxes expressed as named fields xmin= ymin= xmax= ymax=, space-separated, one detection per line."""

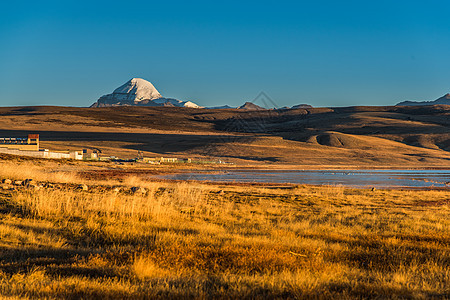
xmin=91 ymin=78 xmax=202 ymax=108
xmin=152 ymin=98 xmax=203 ymax=108
xmin=112 ymin=78 xmax=162 ymax=102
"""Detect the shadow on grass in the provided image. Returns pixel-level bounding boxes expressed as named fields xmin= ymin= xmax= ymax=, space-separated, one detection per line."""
xmin=301 ymin=232 xmax=449 ymax=272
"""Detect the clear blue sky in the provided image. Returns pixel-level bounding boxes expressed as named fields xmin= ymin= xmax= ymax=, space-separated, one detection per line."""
xmin=1 ymin=0 xmax=449 ymax=108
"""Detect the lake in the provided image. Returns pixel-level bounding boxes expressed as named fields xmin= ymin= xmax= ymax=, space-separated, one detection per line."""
xmin=159 ymin=169 xmax=450 ymax=188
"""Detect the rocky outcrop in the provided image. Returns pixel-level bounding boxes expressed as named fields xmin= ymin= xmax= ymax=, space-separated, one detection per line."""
xmin=237 ymin=102 xmax=266 ymax=110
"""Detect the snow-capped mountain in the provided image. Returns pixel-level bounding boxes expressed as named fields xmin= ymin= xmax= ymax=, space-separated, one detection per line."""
xmin=91 ymin=78 xmax=202 ymax=108
xmin=150 ymin=98 xmax=201 ymax=108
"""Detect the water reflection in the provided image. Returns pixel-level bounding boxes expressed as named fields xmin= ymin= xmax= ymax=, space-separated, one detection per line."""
xmin=159 ymin=170 xmax=450 ymax=188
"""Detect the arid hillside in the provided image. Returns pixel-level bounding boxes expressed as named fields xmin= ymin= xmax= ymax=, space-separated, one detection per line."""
xmin=0 ymin=105 xmax=449 ymax=167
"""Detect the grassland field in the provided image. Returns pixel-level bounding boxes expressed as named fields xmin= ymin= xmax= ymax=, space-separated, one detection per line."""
xmin=0 ymin=155 xmax=448 ymax=299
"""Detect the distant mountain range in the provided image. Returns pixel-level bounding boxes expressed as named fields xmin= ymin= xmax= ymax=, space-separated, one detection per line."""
xmin=91 ymin=78 xmax=313 ymax=110
xmin=397 ymin=94 xmax=450 ymax=106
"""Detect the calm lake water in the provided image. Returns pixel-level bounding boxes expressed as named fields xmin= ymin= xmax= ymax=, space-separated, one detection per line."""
xmin=159 ymin=169 xmax=450 ymax=188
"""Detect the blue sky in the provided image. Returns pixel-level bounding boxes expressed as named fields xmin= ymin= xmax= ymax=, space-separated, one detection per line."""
xmin=1 ymin=0 xmax=449 ymax=108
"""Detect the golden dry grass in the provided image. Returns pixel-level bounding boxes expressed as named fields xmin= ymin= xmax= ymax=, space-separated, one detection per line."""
xmin=0 ymin=160 xmax=80 ymax=184
xmin=0 ymin=160 xmax=448 ymax=299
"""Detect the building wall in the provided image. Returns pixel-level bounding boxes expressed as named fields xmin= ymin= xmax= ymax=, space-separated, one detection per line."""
xmin=0 ymin=144 xmax=39 ymax=151
xmin=0 ymin=147 xmax=82 ymax=160
xmin=160 ymin=157 xmax=178 ymax=162
xmin=70 ymin=151 xmax=84 ymax=160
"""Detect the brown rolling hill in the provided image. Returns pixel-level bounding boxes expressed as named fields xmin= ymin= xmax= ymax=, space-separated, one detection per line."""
xmin=0 ymin=105 xmax=449 ymax=167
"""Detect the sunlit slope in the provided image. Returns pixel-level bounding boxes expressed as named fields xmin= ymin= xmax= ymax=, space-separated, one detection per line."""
xmin=194 ymin=134 xmax=450 ymax=165
xmin=0 ymin=105 xmax=448 ymax=166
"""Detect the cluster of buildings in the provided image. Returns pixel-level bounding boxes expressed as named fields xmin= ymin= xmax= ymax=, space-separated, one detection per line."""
xmin=0 ymin=134 xmax=199 ymax=164
xmin=138 ymin=157 xmax=192 ymax=164
xmin=0 ymin=134 xmax=40 ymax=151
xmin=0 ymin=134 xmax=83 ymax=160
